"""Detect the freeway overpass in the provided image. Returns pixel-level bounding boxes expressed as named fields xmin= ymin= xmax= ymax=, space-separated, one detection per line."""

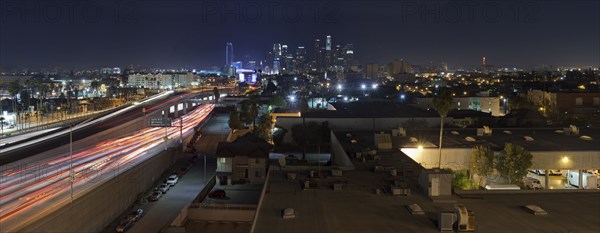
xmin=0 ymin=87 xmax=233 ymax=165
xmin=0 ymin=102 xmax=216 ymax=232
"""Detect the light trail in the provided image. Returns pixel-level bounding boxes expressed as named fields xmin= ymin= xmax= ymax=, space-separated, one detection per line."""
xmin=0 ymin=104 xmax=214 ymax=227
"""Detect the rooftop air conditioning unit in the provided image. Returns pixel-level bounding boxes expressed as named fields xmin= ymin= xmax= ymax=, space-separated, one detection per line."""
xmin=483 ymin=126 xmax=492 ymax=135
xmin=439 ymin=212 xmax=456 ymax=231
xmin=570 ymin=125 xmax=579 ymax=135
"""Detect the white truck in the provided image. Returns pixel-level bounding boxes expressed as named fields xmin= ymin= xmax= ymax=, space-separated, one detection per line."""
xmin=522 ymin=177 xmax=543 ymax=189
xmin=567 ymin=170 xmax=598 ymax=189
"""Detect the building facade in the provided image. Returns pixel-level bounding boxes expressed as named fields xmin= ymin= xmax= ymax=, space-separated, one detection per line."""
xmin=216 ymin=133 xmax=272 ymax=185
xmin=415 ymin=96 xmax=502 ymax=116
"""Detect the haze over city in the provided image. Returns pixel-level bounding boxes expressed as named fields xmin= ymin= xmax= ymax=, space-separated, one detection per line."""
xmin=1 ymin=0 xmax=598 ymax=69
xmin=0 ymin=1 xmax=599 ymax=233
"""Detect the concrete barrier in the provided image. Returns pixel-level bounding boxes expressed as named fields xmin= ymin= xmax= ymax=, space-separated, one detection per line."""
xmin=187 ymin=204 xmax=256 ymax=222
xmin=454 ymin=188 xmax=600 ymax=195
xmin=18 ymin=147 xmax=180 ymax=233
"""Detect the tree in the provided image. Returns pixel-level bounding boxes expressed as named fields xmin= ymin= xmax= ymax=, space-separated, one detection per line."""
xmin=8 ymin=80 xmax=20 ymax=112
xmin=291 ymin=121 xmax=323 ymax=160
xmin=213 ymin=87 xmax=220 ymax=102
xmin=470 ymin=146 xmax=495 ymax=186
xmin=228 ymin=111 xmax=243 ymax=130
xmin=432 ymin=90 xmax=453 ymax=168
xmin=496 ymin=143 xmax=532 ymax=184
xmin=0 ymin=116 xmax=4 ymax=134
xmin=255 ymin=113 xmax=273 ymax=142
xmin=240 ymin=95 xmax=259 ymax=129
xmin=272 ymin=125 xmax=288 ymax=146
xmin=300 ymin=97 xmax=309 ymax=113
xmin=268 ymin=95 xmax=287 ymax=111
xmin=91 ymin=80 xmax=100 ymax=96
xmin=264 ymin=79 xmax=277 ymax=94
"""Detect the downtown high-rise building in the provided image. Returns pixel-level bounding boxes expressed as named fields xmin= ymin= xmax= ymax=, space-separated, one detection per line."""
xmin=295 ymin=46 xmax=306 ymax=72
xmin=314 ymin=38 xmax=322 ymax=71
xmin=324 ymin=35 xmax=333 ymax=70
xmin=225 ymin=42 xmax=234 ymax=67
xmin=272 ymin=43 xmax=282 ymax=74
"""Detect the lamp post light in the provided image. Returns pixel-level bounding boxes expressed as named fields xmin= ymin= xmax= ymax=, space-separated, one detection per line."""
xmin=69 ymin=124 xmax=74 ymax=204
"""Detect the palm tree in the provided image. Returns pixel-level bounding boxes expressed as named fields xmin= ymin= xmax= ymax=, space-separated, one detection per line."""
xmin=432 ymin=89 xmax=453 ymax=168
xmin=0 ymin=116 xmax=5 ymax=135
xmin=8 ymin=81 xmax=21 ymax=130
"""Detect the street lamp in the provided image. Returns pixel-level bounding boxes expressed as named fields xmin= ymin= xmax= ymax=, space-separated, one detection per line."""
xmin=69 ymin=124 xmax=74 ymax=204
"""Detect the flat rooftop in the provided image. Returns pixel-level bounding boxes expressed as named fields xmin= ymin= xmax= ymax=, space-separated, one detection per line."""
xmin=301 ymin=101 xmax=438 ymax=118
xmin=253 ymin=169 xmax=600 ymax=233
xmin=336 ymin=127 xmax=600 ymax=152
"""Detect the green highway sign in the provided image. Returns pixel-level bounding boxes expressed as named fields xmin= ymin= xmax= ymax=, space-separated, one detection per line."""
xmin=149 ymin=118 xmax=172 ymax=127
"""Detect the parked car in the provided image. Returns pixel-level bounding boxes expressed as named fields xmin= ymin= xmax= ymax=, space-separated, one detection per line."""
xmin=549 ymin=170 xmax=562 ymax=176
xmin=529 ymin=170 xmax=545 ymax=175
xmin=115 ymin=219 xmax=132 ymax=232
xmin=156 ymin=183 xmax=170 ymax=194
xmin=166 ymin=175 xmax=179 ymax=186
xmin=149 ymin=191 xmax=162 ymax=201
xmin=127 ymin=209 xmax=144 ymax=222
xmin=208 ymin=189 xmax=226 ymax=198
xmin=522 ymin=177 xmax=543 ymax=189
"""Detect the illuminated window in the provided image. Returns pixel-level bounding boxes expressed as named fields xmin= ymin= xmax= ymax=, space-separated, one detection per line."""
xmin=575 ymin=97 xmax=583 ymax=106
xmin=220 ymin=158 xmax=226 ymax=163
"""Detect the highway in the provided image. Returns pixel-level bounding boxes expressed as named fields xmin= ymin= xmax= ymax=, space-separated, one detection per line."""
xmin=0 ymin=103 xmax=215 ymax=232
xmin=0 ymin=87 xmax=229 ymax=165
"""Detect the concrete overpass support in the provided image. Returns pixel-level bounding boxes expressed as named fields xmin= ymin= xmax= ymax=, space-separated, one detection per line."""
xmin=545 ymin=170 xmax=549 ymax=188
xmin=579 ymin=169 xmax=583 ymax=189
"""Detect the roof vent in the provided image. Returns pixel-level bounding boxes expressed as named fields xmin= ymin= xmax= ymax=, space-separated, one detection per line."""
xmin=451 ymin=131 xmax=459 ymax=135
xmin=524 ymin=136 xmax=535 ymax=141
xmin=465 ymin=136 xmax=476 ymax=142
xmin=580 ymin=135 xmax=593 ymax=141
xmin=503 ymin=130 xmax=512 ymax=135
xmin=554 ymin=130 xmax=564 ymax=134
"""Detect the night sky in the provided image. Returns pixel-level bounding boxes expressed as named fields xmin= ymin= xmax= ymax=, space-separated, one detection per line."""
xmin=0 ymin=0 xmax=598 ymax=69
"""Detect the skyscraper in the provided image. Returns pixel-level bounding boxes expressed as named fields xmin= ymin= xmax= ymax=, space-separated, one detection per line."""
xmin=296 ymin=46 xmax=306 ymax=71
xmin=343 ymin=44 xmax=354 ymax=67
xmin=326 ymin=35 xmax=332 ymax=51
xmin=273 ymin=44 xmax=282 ymax=74
xmin=225 ymin=42 xmax=233 ymax=67
xmin=314 ymin=39 xmax=322 ymax=70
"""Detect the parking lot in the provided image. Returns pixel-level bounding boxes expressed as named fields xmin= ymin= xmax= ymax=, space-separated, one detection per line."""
xmin=525 ymin=170 xmax=599 ymax=190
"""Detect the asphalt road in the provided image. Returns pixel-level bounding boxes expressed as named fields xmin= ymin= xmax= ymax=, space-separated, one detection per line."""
xmin=0 ymin=89 xmax=220 ymax=165
xmin=103 ymin=112 xmax=230 ymax=233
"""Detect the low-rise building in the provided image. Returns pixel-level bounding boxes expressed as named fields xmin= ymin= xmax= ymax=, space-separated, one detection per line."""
xmin=127 ymin=72 xmax=195 ymax=89
xmin=415 ymin=96 xmax=501 ymax=116
xmin=216 ymin=133 xmax=272 ymax=185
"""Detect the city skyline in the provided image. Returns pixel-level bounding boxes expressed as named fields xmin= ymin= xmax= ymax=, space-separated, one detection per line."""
xmin=0 ymin=0 xmax=599 ymax=70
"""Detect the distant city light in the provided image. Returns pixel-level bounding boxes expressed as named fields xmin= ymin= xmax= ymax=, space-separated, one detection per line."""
xmin=337 ymin=84 xmax=342 ymax=90
xmin=372 ymin=84 xmax=378 ymax=89
xmin=361 ymin=84 xmax=366 ymax=90
xmin=289 ymin=96 xmax=296 ymax=102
